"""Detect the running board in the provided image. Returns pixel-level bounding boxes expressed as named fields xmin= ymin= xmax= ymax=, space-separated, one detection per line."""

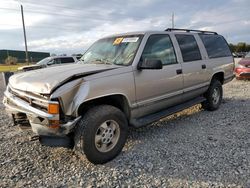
xmin=130 ymin=97 xmax=206 ymax=128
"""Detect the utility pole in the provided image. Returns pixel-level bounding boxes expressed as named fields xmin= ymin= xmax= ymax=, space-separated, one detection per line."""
xmin=21 ymin=4 xmax=29 ymax=64
xmin=171 ymin=12 xmax=175 ymax=28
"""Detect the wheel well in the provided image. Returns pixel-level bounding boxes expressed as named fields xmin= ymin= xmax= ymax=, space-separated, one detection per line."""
xmin=77 ymin=95 xmax=130 ymax=119
xmin=211 ymin=72 xmax=224 ymax=84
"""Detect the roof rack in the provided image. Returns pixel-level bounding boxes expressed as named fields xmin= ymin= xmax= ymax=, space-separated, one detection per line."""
xmin=165 ymin=28 xmax=218 ymax=35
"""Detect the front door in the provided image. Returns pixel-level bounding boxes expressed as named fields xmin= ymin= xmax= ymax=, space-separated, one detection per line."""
xmin=134 ymin=34 xmax=184 ymax=117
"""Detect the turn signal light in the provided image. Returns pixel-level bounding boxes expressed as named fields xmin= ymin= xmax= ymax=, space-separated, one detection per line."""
xmin=49 ymin=120 xmax=60 ymax=129
xmin=48 ymin=103 xmax=59 ymax=114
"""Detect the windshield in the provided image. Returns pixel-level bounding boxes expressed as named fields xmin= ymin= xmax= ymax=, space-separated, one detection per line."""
xmin=36 ymin=57 xmax=52 ymax=65
xmin=79 ymin=35 xmax=142 ymax=66
xmin=245 ymin=52 xmax=250 ymax=58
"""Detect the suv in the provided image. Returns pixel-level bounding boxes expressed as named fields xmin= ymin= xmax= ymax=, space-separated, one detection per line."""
xmin=3 ymin=29 xmax=234 ymax=164
xmin=18 ymin=56 xmax=78 ymax=71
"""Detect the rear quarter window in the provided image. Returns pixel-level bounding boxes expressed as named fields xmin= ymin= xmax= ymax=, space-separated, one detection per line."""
xmin=199 ymin=34 xmax=232 ymax=58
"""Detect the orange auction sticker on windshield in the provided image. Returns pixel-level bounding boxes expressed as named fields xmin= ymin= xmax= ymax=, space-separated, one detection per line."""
xmin=113 ymin=37 xmax=123 ymax=45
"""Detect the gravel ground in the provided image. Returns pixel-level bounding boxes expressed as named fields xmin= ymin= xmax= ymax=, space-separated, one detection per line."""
xmin=0 ymin=76 xmax=249 ymax=188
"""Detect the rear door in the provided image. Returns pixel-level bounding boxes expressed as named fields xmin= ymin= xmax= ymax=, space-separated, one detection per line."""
xmin=174 ymin=34 xmax=208 ymax=101
xmin=134 ymin=34 xmax=184 ymax=117
xmin=61 ymin=57 xmax=75 ymax=64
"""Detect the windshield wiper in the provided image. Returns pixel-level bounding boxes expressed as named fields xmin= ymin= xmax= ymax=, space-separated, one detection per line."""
xmin=92 ymin=58 xmax=113 ymax=65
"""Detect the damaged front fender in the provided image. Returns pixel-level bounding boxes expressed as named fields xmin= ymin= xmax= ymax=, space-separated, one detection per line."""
xmin=50 ymin=78 xmax=90 ymax=116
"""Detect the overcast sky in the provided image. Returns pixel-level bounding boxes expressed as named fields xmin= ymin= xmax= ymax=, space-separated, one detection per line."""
xmin=0 ymin=0 xmax=249 ymax=55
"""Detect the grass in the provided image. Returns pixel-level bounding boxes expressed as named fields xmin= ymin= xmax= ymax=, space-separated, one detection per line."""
xmin=0 ymin=64 xmax=30 ymax=72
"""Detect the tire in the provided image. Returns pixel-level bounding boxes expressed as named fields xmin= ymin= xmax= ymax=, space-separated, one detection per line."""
xmin=74 ymin=105 xmax=128 ymax=164
xmin=202 ymin=79 xmax=223 ymax=111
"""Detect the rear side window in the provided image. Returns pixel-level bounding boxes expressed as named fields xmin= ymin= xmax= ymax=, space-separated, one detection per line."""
xmin=141 ymin=34 xmax=177 ymax=65
xmin=199 ymin=34 xmax=231 ymax=58
xmin=61 ymin=57 xmax=75 ymax=64
xmin=175 ymin=34 xmax=202 ymax=62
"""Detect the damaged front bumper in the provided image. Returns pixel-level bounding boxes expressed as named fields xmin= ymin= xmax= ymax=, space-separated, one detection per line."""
xmin=3 ymin=86 xmax=81 ymax=136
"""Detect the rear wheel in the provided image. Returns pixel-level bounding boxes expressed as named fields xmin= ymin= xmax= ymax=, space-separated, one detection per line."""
xmin=74 ymin=105 xmax=128 ymax=164
xmin=202 ymin=79 xmax=223 ymax=111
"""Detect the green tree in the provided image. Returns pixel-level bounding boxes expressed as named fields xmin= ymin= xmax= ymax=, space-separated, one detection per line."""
xmin=228 ymin=43 xmax=250 ymax=53
xmin=236 ymin=42 xmax=247 ymax=52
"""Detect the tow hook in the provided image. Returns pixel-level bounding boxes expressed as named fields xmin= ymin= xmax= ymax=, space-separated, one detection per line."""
xmin=30 ymin=135 xmax=40 ymax=141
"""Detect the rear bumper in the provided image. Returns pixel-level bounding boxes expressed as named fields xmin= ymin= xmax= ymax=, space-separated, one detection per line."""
xmin=236 ymin=72 xmax=250 ymax=78
xmin=3 ymin=88 xmax=80 ymax=136
xmin=234 ymin=68 xmax=250 ymax=78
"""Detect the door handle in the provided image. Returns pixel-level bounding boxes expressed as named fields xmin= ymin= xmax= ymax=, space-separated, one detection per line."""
xmin=202 ymin=64 xmax=206 ymax=69
xmin=176 ymin=69 xmax=182 ymax=74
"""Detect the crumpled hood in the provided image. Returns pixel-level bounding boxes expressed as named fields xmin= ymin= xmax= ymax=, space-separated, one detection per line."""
xmin=9 ymin=63 xmax=118 ymax=94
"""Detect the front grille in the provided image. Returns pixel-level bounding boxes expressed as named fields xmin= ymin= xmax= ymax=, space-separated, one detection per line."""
xmin=9 ymin=87 xmax=31 ymax=104
xmin=8 ymin=87 xmax=48 ymax=112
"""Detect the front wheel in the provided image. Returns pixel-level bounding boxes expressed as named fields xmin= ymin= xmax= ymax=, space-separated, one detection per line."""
xmin=74 ymin=105 xmax=128 ymax=164
xmin=202 ymin=79 xmax=223 ymax=111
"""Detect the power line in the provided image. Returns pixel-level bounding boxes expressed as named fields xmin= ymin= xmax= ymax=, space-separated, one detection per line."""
xmin=18 ymin=0 xmax=85 ymax=11
xmin=0 ymin=7 xmax=84 ymax=20
xmin=1 ymin=0 xmax=93 ymax=14
xmin=0 ymin=23 xmax=109 ymax=34
xmin=0 ymin=7 xmax=19 ymax=11
xmin=2 ymin=0 xmax=112 ymax=22
xmin=0 ymin=7 xmax=110 ymax=21
xmin=1 ymin=24 xmax=78 ymax=31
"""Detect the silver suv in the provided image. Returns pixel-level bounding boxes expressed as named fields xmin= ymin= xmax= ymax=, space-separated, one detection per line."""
xmin=18 ymin=56 xmax=78 ymax=71
xmin=3 ymin=29 xmax=234 ymax=164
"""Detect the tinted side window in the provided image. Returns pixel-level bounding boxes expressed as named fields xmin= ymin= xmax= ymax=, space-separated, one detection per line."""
xmin=199 ymin=34 xmax=231 ymax=58
xmin=61 ymin=57 xmax=75 ymax=64
xmin=175 ymin=34 xmax=202 ymax=62
xmin=141 ymin=35 xmax=177 ymax=65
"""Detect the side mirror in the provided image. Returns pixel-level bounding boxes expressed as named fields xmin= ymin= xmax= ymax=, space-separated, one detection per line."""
xmin=138 ymin=59 xmax=163 ymax=70
xmin=47 ymin=60 xmax=55 ymax=66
